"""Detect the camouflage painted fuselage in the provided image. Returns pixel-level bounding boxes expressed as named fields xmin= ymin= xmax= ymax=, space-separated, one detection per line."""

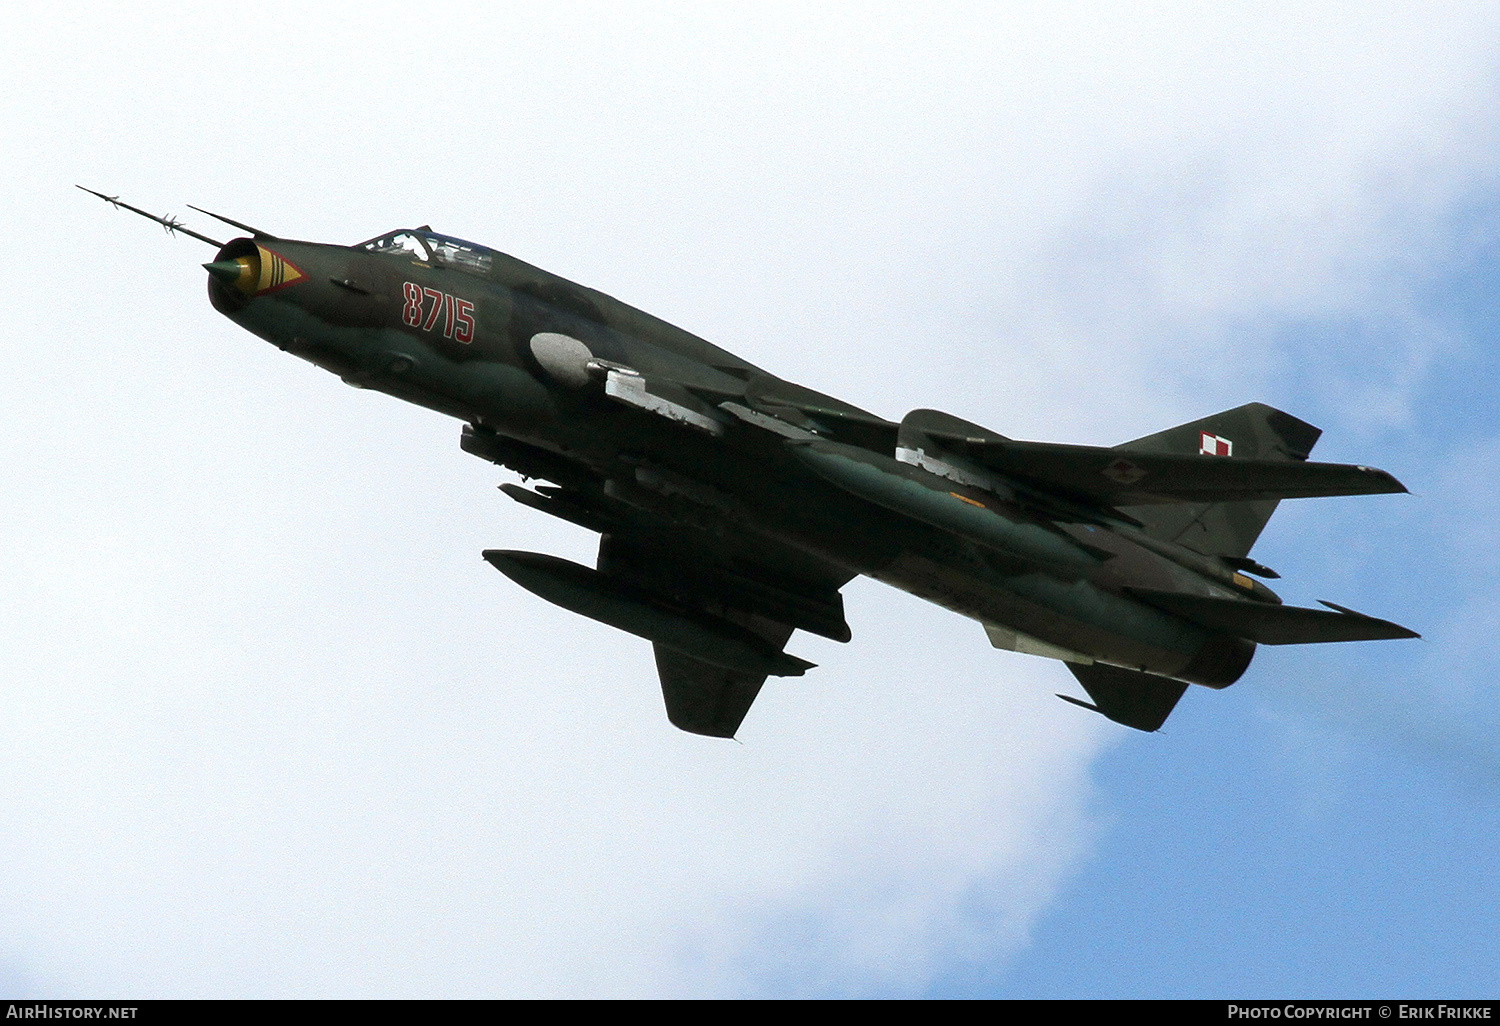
xmin=200 ymin=227 xmax=1412 ymax=735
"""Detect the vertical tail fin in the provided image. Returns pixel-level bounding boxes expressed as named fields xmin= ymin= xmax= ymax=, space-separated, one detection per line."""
xmin=1115 ymin=402 xmax=1321 ymax=558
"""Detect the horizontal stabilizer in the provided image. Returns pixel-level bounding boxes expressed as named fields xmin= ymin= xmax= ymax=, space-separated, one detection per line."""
xmin=1065 ymin=662 xmax=1190 ymax=731
xmin=1129 ymin=589 xmax=1419 ymax=645
xmin=949 ymin=439 xmax=1407 ymax=506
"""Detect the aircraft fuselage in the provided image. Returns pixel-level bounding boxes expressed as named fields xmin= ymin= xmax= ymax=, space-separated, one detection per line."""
xmin=208 ymin=232 xmax=1258 ymax=689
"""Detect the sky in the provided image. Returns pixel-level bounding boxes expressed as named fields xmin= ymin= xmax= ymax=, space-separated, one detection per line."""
xmin=1 ymin=1 xmax=1497 ymax=998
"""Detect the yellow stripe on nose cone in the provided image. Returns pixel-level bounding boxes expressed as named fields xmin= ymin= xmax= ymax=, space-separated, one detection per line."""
xmin=254 ymin=244 xmax=307 ymax=294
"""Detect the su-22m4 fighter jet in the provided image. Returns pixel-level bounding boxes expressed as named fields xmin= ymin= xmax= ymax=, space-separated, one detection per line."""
xmin=83 ymin=187 xmax=1419 ymax=737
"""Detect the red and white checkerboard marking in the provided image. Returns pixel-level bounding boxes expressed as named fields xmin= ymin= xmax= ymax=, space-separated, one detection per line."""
xmin=1199 ymin=431 xmax=1233 ymax=456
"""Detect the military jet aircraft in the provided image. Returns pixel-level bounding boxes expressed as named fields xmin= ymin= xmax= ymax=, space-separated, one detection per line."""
xmin=82 ymin=187 xmax=1418 ymax=736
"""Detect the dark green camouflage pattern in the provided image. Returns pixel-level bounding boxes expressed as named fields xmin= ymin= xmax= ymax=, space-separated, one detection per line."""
xmin=85 ymin=193 xmax=1417 ymax=736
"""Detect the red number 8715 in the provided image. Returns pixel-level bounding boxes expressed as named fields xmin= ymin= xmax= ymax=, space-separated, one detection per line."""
xmin=402 ymin=282 xmax=475 ymax=344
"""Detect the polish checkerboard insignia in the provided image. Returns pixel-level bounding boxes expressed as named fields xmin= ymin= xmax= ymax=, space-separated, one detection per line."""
xmin=1199 ymin=431 xmax=1233 ymax=456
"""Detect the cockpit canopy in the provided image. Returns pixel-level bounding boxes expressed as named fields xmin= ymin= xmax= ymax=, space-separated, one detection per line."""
xmin=358 ymin=228 xmax=495 ymax=275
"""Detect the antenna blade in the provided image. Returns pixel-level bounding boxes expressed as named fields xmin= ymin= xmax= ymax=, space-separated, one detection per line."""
xmin=77 ymin=186 xmax=225 ymax=248
xmin=187 ymin=205 xmax=276 ymax=240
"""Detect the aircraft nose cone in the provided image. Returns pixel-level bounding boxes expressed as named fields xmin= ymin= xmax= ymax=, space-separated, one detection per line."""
xmin=203 ymin=259 xmax=243 ymax=283
xmin=203 ymin=254 xmax=262 ymax=295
